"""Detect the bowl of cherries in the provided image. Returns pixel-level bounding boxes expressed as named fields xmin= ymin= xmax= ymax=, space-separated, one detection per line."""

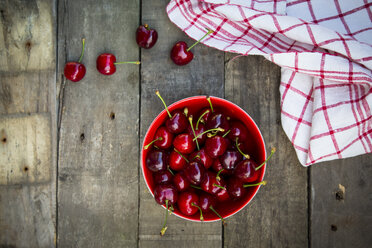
xmin=141 ymin=92 xmax=275 ymax=235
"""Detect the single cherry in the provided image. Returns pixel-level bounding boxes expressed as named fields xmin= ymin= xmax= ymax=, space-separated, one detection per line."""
xmin=154 ymin=170 xmax=173 ymax=184
xmin=212 ymin=159 xmax=232 ymax=175
xmin=189 ymin=148 xmax=213 ymax=169
xmin=144 ymin=126 xmax=173 ymax=150
xmin=227 ymin=178 xmax=246 ymax=199
xmin=183 ymin=161 xmax=205 ymax=185
xmin=173 ymin=133 xmax=196 ymax=154
xmin=201 ymin=171 xmax=226 ymax=195
xmin=228 ymin=121 xmax=248 ymax=143
xmin=169 ymin=149 xmax=188 ymax=171
xmin=177 ymin=191 xmax=199 ymax=216
xmin=206 ymin=112 xmax=230 ymax=133
xmin=96 ymin=53 xmax=140 ymax=75
xmin=173 ymin=172 xmax=190 ymax=191
xmin=171 ymin=29 xmax=214 ymax=66
xmin=220 ymin=149 xmax=243 ymax=170
xmin=145 ymin=150 xmax=167 ymax=172
xmin=136 ymin=24 xmax=158 ymax=49
xmin=154 ymin=183 xmax=178 ymax=205
xmin=64 ymin=38 xmax=86 ymax=82
xmin=205 ymin=135 xmax=227 ymax=158
xmin=216 ymin=187 xmax=230 ymax=202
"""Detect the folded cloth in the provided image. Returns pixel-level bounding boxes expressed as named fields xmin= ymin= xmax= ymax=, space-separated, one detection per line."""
xmin=167 ymin=0 xmax=372 ymax=166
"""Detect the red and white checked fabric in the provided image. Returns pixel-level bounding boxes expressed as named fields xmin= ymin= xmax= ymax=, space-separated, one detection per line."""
xmin=167 ymin=0 xmax=372 ymax=166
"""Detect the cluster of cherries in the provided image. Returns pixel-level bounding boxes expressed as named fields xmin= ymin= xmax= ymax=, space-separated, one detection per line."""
xmin=145 ymin=92 xmax=275 ymax=235
xmin=64 ymin=24 xmax=213 ymax=82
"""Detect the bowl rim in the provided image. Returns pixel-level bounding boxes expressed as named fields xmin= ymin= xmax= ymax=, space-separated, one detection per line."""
xmin=140 ymin=95 xmax=267 ymax=222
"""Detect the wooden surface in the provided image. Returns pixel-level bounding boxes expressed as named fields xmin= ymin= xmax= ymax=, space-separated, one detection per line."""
xmin=0 ymin=0 xmax=371 ymax=248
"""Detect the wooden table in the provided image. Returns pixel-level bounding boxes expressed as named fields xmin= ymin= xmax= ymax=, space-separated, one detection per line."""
xmin=1 ymin=1 xmax=371 ymax=247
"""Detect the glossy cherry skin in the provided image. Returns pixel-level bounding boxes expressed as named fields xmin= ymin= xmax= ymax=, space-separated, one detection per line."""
xmin=233 ymin=159 xmax=260 ymax=183
xmin=136 ymin=24 xmax=158 ymax=49
xmin=173 ymin=172 xmax=190 ymax=191
xmin=216 ymin=187 xmax=230 ymax=202
xmin=227 ymin=178 xmax=246 ymax=199
xmin=145 ymin=150 xmax=167 ymax=172
xmin=154 ymin=170 xmax=173 ymax=184
xmin=228 ymin=121 xmax=248 ymax=143
xmin=187 ymin=122 xmax=207 ymax=145
xmin=189 ymin=148 xmax=213 ymax=169
xmin=154 ymin=183 xmax=178 ymax=205
xmin=177 ymin=191 xmax=199 ymax=215
xmin=96 ymin=53 xmax=116 ymax=75
xmin=183 ymin=161 xmax=205 ymax=185
xmin=220 ymin=150 xmax=243 ymax=170
xmin=166 ymin=110 xmax=188 ymax=134
xmin=64 ymin=62 xmax=86 ymax=82
xmin=197 ymin=108 xmax=212 ymax=124
xmin=173 ymin=133 xmax=196 ymax=154
xmin=201 ymin=171 xmax=226 ymax=195
xmin=153 ymin=126 xmax=173 ymax=149
xmin=212 ymin=159 xmax=232 ymax=175
xmin=199 ymin=193 xmax=217 ymax=212
xmin=205 ymin=135 xmax=227 ymax=158
xmin=169 ymin=150 xmax=187 ymax=171
xmin=170 ymin=41 xmax=193 ymax=66
xmin=206 ymin=112 xmax=230 ymax=133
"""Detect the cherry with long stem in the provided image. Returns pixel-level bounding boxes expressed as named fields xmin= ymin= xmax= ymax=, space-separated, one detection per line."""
xmin=187 ymin=29 xmax=214 ymax=52
xmin=191 ymin=202 xmax=204 ymax=221
xmin=156 ymin=91 xmax=172 ymax=118
xmin=235 ymin=138 xmax=250 ymax=159
xmin=114 ymin=61 xmax=141 ymax=65
xmin=243 ymin=181 xmax=267 ymax=188
xmin=255 ymin=148 xmax=276 ymax=171
xmin=189 ymin=116 xmax=200 ymax=151
xmin=160 ymin=200 xmax=171 ymax=236
xmin=206 ymin=96 xmax=214 ymax=113
xmin=144 ymin=137 xmax=162 ymax=150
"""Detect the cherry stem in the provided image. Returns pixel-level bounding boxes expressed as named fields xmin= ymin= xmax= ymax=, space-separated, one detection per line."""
xmin=190 ymin=184 xmax=202 ymax=190
xmin=235 ymin=138 xmax=250 ymax=159
xmin=160 ymin=200 xmax=169 ymax=236
xmin=156 ymin=91 xmax=172 ymax=118
xmin=174 ymin=148 xmax=189 ymax=163
xmin=209 ymin=206 xmax=226 ymax=225
xmin=196 ymin=109 xmax=209 ymax=130
xmin=191 ymin=203 xmax=204 ymax=221
xmin=144 ymin=23 xmax=150 ymax=30
xmin=78 ymin=38 xmax=85 ymax=63
xmin=193 ymin=127 xmax=224 ymax=141
xmin=184 ymin=107 xmax=189 ymax=117
xmin=167 ymin=166 xmax=175 ymax=176
xmin=213 ymin=184 xmax=226 ymax=191
xmin=243 ymin=181 xmax=267 ymax=188
xmin=114 ymin=61 xmax=141 ymax=65
xmin=189 ymin=116 xmax=200 ymax=151
xmin=222 ymin=130 xmax=231 ymax=138
xmin=255 ymin=148 xmax=276 ymax=171
xmin=216 ymin=169 xmax=224 ymax=181
xmin=144 ymin=137 xmax=162 ymax=150
xmin=186 ymin=29 xmax=214 ymax=52
xmin=206 ymin=96 xmax=214 ymax=113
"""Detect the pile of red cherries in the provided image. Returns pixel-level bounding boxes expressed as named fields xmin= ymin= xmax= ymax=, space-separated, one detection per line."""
xmin=144 ymin=92 xmax=275 ymax=235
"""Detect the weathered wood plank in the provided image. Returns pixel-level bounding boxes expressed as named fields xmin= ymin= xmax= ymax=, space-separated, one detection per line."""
xmin=224 ymin=55 xmax=308 ymax=247
xmin=57 ymin=0 xmax=140 ymax=247
xmin=311 ymin=154 xmax=372 ymax=248
xmin=0 ymin=0 xmax=57 ymax=247
xmin=139 ymin=0 xmax=225 ymax=246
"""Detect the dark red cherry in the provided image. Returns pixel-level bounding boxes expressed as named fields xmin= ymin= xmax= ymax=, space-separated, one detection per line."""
xmin=199 ymin=193 xmax=217 ymax=212
xmin=189 ymin=148 xmax=213 ymax=169
xmin=166 ymin=110 xmax=188 ymax=134
xmin=172 ymin=172 xmax=190 ymax=191
xmin=197 ymin=108 xmax=212 ymax=124
xmin=96 ymin=53 xmax=140 ymax=75
xmin=201 ymin=171 xmax=226 ymax=195
xmin=170 ymin=41 xmax=194 ymax=66
xmin=205 ymin=135 xmax=227 ymax=158
xmin=183 ymin=161 xmax=205 ymax=185
xmin=216 ymin=187 xmax=230 ymax=202
xmin=233 ymin=159 xmax=259 ymax=183
xmin=154 ymin=170 xmax=173 ymax=184
xmin=169 ymin=150 xmax=188 ymax=171
xmin=187 ymin=122 xmax=207 ymax=145
xmin=212 ymin=159 xmax=232 ymax=175
xmin=136 ymin=24 xmax=158 ymax=49
xmin=220 ymin=150 xmax=243 ymax=170
xmin=177 ymin=191 xmax=199 ymax=215
xmin=206 ymin=112 xmax=230 ymax=133
xmin=227 ymin=178 xmax=246 ymax=199
xmin=173 ymin=133 xmax=196 ymax=154
xmin=145 ymin=150 xmax=167 ymax=172
xmin=228 ymin=121 xmax=248 ymax=143
xmin=64 ymin=38 xmax=86 ymax=82
xmin=144 ymin=126 xmax=173 ymax=150
xmin=154 ymin=183 xmax=178 ymax=205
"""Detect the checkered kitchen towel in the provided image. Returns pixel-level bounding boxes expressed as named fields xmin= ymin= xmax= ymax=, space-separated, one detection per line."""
xmin=167 ymin=0 xmax=372 ymax=166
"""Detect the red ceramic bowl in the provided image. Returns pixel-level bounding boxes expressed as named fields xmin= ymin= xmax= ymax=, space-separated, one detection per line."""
xmin=141 ymin=96 xmax=266 ymax=222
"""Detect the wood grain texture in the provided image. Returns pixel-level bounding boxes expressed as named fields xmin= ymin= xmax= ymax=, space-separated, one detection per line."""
xmin=139 ymin=0 xmax=224 ymax=246
xmin=57 ymin=0 xmax=140 ymax=247
xmin=0 ymin=0 xmax=56 ymax=247
xmin=310 ymin=154 xmax=372 ymax=248
xmin=224 ymin=55 xmax=308 ymax=248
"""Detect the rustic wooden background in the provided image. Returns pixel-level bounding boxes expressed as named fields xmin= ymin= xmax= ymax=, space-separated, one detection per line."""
xmin=0 ymin=0 xmax=371 ymax=247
